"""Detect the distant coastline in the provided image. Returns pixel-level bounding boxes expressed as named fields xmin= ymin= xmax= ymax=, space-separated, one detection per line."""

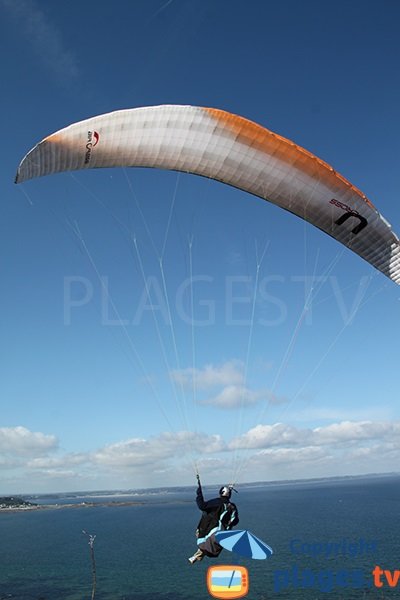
xmin=0 ymin=496 xmax=37 ymax=511
xmin=1 ymin=472 xmax=399 ymax=513
xmin=0 ymin=496 xmax=145 ymax=513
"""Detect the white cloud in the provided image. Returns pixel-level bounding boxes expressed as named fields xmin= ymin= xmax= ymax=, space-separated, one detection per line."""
xmin=3 ymin=420 xmax=400 ymax=493
xmin=230 ymin=421 xmax=400 ymax=451
xmin=92 ymin=430 xmax=226 ymax=469
xmin=0 ymin=456 xmax=19 ymax=469
xmin=93 ymin=437 xmax=167 ymax=468
xmin=253 ymin=445 xmax=328 ymax=465
xmin=172 ymin=360 xmax=271 ymax=410
xmin=27 ymin=454 xmax=87 ymax=469
xmin=1 ymin=0 xmax=79 ymax=85
xmin=0 ymin=426 xmax=58 ymax=456
xmin=313 ymin=421 xmax=400 ymax=444
xmin=230 ymin=423 xmax=310 ymax=449
xmin=34 ymin=469 xmax=81 ymax=480
xmin=203 ymin=385 xmax=265 ymax=409
xmin=267 ymin=392 xmax=289 ymax=406
xmin=85 ymin=420 xmax=400 ymax=486
xmin=171 ymin=360 xmax=244 ymax=389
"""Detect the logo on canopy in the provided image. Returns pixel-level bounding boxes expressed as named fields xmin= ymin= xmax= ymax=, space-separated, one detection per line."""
xmin=84 ymin=131 xmax=100 ymax=164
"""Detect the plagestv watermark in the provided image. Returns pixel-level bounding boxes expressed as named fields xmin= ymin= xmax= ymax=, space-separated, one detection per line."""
xmin=273 ymin=538 xmax=379 ymax=593
xmin=63 ymin=273 xmax=371 ymax=327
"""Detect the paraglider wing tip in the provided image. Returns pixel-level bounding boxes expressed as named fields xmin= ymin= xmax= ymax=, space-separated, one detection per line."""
xmin=15 ymin=158 xmax=26 ymax=184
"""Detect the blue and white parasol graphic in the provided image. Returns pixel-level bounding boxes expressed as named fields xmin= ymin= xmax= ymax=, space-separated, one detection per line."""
xmin=215 ymin=530 xmax=273 ymax=560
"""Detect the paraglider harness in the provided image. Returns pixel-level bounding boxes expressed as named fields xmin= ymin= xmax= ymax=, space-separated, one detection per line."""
xmin=196 ymin=500 xmax=237 ymax=541
xmin=195 ymin=476 xmax=239 ymax=544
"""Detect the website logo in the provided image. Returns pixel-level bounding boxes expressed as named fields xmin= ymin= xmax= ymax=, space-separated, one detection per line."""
xmin=207 ymin=565 xmax=249 ymax=599
xmin=273 ymin=537 xmax=378 ymax=593
xmin=373 ymin=566 xmax=400 ymax=589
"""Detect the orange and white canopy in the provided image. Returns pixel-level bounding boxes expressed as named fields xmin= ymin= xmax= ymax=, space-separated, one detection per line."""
xmin=15 ymin=104 xmax=400 ymax=284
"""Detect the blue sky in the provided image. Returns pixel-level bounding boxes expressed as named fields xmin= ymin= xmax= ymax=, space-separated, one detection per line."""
xmin=1 ymin=0 xmax=400 ymax=494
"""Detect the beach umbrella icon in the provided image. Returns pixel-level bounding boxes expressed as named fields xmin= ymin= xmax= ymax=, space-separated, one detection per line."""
xmin=215 ymin=530 xmax=273 ymax=560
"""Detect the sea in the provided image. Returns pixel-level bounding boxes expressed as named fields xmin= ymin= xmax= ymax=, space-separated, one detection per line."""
xmin=0 ymin=474 xmax=399 ymax=600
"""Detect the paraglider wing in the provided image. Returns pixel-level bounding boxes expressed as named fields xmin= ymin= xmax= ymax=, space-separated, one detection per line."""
xmin=215 ymin=529 xmax=273 ymax=560
xmin=15 ymin=104 xmax=400 ymax=284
